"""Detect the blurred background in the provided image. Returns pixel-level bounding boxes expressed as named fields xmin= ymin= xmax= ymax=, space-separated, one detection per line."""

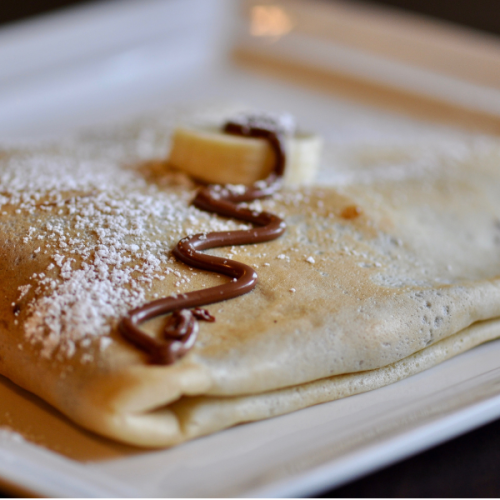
xmin=1 ymin=0 xmax=500 ymax=35
xmin=3 ymin=0 xmax=500 ymax=139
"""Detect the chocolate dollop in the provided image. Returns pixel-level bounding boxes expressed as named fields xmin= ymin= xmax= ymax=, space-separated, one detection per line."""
xmin=119 ymin=114 xmax=290 ymax=364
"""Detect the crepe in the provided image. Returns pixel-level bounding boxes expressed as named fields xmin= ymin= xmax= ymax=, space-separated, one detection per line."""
xmin=0 ymin=116 xmax=499 ymax=447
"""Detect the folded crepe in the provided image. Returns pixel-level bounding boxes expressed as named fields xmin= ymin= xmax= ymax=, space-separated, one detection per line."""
xmin=0 ymin=116 xmax=500 ymax=447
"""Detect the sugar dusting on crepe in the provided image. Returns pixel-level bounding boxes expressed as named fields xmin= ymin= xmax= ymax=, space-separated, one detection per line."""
xmin=0 ymin=112 xmax=259 ymax=360
xmin=0 ymin=107 xmax=500 ymax=447
xmin=1 ymin=109 xmax=498 ymax=365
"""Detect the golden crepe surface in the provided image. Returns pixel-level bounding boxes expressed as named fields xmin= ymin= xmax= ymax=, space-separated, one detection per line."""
xmin=0 ymin=115 xmax=500 ymax=447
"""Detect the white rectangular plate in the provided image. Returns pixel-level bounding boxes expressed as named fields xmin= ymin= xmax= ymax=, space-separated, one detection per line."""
xmin=1 ymin=0 xmax=500 ymax=496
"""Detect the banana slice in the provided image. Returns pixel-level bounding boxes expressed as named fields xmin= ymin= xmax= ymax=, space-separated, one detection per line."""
xmin=167 ymin=125 xmax=321 ymax=186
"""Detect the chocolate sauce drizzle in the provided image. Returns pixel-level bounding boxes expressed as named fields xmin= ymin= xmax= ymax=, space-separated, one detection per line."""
xmin=119 ymin=115 xmax=290 ymax=364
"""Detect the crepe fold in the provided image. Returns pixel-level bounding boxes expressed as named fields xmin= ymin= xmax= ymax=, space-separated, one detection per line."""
xmin=0 ymin=126 xmax=500 ymax=447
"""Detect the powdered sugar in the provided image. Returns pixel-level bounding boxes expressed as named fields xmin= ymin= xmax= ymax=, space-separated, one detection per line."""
xmin=0 ymin=120 xmax=251 ymax=360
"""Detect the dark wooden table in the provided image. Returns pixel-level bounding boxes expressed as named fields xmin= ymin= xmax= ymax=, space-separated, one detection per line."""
xmin=321 ymin=416 xmax=500 ymax=497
